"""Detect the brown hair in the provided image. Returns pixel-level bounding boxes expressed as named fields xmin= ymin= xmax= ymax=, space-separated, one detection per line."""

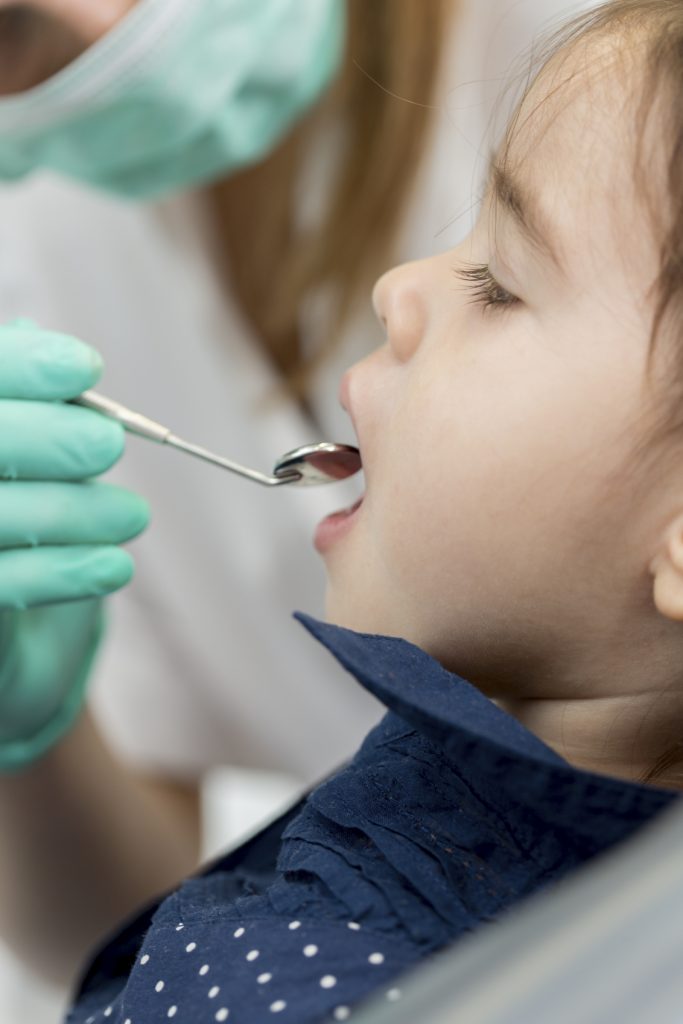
xmin=208 ymin=0 xmax=455 ymax=394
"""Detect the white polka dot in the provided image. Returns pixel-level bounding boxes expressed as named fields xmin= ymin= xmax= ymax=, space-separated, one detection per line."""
xmin=386 ymin=987 xmax=402 ymax=1001
xmin=185 ymin=941 xmax=197 ymax=953
xmin=270 ymin=1000 xmax=287 ymax=1013
xmin=369 ymin=952 xmax=385 ymax=965
xmin=155 ymin=980 xmax=165 ymax=993
xmin=333 ymin=1009 xmax=351 ymax=1022
xmin=208 ymin=985 xmax=220 ymax=998
xmin=140 ymin=954 xmax=150 ymax=965
xmin=104 ymin=1009 xmax=112 ymax=1018
xmin=287 ymin=920 xmax=301 ymax=930
xmin=124 ymin=1019 xmax=132 ymax=1024
xmin=167 ymin=1008 xmax=177 ymax=1019
xmin=215 ymin=1010 xmax=230 ymax=1022
xmin=199 ymin=964 xmax=210 ymax=976
xmin=175 ymin=923 xmax=185 ymax=931
xmin=347 ymin=921 xmax=361 ymax=931
xmin=303 ymin=944 xmax=318 ymax=957
xmin=320 ymin=975 xmax=337 ymax=989
xmin=86 ymin=1018 xmax=95 ymax=1024
xmin=258 ymin=972 xmax=273 ymax=984
xmin=246 ymin=949 xmax=260 ymax=961
xmin=233 ymin=926 xmax=245 ymax=938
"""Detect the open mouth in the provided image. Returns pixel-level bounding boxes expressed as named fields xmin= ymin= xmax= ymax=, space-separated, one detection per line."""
xmin=316 ymin=371 xmax=366 ymax=552
xmin=314 ymin=494 xmax=364 ymax=554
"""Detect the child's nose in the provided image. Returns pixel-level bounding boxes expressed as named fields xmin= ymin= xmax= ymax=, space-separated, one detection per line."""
xmin=372 ymin=261 xmax=428 ymax=362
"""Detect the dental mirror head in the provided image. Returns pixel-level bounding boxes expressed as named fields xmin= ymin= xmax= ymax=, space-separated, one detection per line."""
xmin=273 ymin=442 xmax=362 ymax=485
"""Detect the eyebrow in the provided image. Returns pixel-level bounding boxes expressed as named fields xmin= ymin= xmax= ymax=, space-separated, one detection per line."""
xmin=488 ymin=156 xmax=564 ymax=273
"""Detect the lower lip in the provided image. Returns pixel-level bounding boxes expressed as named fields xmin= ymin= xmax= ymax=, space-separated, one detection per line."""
xmin=314 ymin=496 xmax=364 ymax=554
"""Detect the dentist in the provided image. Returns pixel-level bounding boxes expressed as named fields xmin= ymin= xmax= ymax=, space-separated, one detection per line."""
xmin=0 ymin=0 xmax=453 ymax=988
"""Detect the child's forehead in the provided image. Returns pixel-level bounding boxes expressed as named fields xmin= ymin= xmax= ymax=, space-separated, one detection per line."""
xmin=500 ymin=32 xmax=650 ymax=229
xmin=506 ymin=33 xmax=641 ymax=167
xmin=492 ymin=29 xmax=661 ymax=302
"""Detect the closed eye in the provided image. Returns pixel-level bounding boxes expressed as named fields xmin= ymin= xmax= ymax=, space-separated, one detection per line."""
xmin=454 ymin=263 xmax=520 ymax=313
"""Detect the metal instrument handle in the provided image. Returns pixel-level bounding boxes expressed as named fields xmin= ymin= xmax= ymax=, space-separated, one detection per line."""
xmin=73 ymin=390 xmax=171 ymax=443
xmin=71 ymin=390 xmax=298 ymax=486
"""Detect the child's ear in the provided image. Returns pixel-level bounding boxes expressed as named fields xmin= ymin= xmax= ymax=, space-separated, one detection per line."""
xmin=651 ymin=513 xmax=683 ymax=621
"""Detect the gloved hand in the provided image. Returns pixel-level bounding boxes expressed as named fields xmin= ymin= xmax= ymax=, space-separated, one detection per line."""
xmin=0 ymin=320 xmax=150 ymax=772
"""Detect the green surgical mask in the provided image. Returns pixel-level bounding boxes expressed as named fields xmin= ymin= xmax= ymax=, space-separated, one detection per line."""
xmin=0 ymin=0 xmax=344 ymax=198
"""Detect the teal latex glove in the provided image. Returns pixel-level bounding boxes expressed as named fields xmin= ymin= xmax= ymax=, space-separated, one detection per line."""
xmin=0 ymin=321 xmax=150 ymax=772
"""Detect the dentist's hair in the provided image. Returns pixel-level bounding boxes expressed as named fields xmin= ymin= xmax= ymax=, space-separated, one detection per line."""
xmin=210 ymin=0 xmax=455 ymax=394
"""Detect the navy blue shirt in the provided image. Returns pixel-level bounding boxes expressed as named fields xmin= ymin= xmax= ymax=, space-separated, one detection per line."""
xmin=67 ymin=615 xmax=677 ymax=1024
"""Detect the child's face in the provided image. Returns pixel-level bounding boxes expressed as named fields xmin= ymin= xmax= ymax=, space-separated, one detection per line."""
xmin=319 ymin=41 xmax=677 ymax=700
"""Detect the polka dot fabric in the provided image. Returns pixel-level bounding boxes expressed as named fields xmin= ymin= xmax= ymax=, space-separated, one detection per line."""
xmin=74 ymin=919 xmax=412 ymax=1024
xmin=67 ymin=616 xmax=674 ymax=1024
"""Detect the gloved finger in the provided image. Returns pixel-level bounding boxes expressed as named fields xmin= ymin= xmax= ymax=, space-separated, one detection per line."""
xmin=0 ymin=546 xmax=135 ymax=610
xmin=0 ymin=481 xmax=150 ymax=549
xmin=0 ymin=401 xmax=124 ymax=480
xmin=0 ymin=322 xmax=103 ymax=400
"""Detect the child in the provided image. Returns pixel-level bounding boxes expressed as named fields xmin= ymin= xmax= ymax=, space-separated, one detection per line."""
xmin=17 ymin=0 xmax=683 ymax=1019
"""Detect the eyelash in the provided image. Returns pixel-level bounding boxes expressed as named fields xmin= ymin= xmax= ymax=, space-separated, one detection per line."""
xmin=454 ymin=263 xmax=520 ymax=313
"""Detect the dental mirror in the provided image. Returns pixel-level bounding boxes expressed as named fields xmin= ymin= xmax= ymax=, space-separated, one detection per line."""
xmin=72 ymin=390 xmax=362 ymax=487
